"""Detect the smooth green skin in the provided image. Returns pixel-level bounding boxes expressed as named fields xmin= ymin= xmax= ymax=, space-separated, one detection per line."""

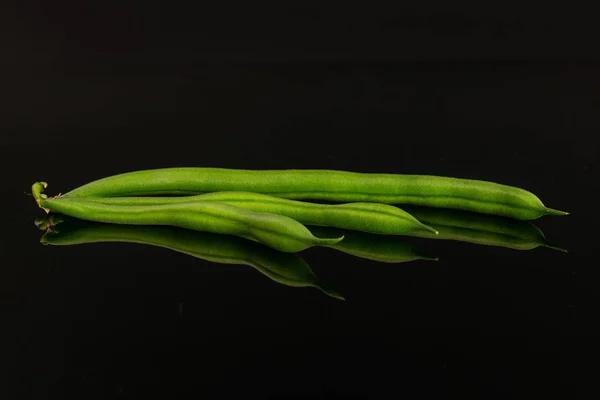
xmin=61 ymin=168 xmax=568 ymax=220
xmin=36 ymin=217 xmax=343 ymax=300
xmin=402 ymin=206 xmax=566 ymax=251
xmin=309 ymin=226 xmax=437 ymax=263
xmin=33 ymin=183 xmax=343 ymax=253
xmin=72 ymin=191 xmax=438 ymax=236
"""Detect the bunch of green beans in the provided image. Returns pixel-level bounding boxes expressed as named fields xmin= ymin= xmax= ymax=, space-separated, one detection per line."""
xmin=33 ymin=183 xmax=344 ymax=253
xmin=31 ymin=167 xmax=567 ymax=254
xmin=72 ymin=191 xmax=438 ymax=236
xmin=60 ymin=168 xmax=567 ymax=220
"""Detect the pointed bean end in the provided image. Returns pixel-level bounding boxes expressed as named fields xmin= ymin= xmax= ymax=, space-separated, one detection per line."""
xmin=328 ymin=291 xmax=346 ymax=301
xmin=316 ymin=284 xmax=345 ymax=300
xmin=320 ymin=235 xmax=345 ymax=246
xmin=544 ymin=243 xmax=569 ymax=253
xmin=418 ymin=223 xmax=439 ymax=235
xmin=546 ymin=207 xmax=569 ymax=216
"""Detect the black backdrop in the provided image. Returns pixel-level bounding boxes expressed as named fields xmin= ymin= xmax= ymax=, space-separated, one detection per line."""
xmin=1 ymin=3 xmax=598 ymax=399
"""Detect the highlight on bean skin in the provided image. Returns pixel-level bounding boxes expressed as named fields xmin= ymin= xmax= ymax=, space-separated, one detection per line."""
xmin=71 ymin=191 xmax=439 ymax=236
xmin=36 ymin=216 xmax=344 ymax=300
xmin=32 ymin=182 xmax=344 ymax=253
xmin=61 ymin=168 xmax=568 ymax=220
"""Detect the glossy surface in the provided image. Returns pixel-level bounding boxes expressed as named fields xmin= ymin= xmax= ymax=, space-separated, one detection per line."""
xmin=37 ymin=217 xmax=343 ymax=299
xmin=2 ymin=59 xmax=590 ymax=400
xmin=403 ymin=206 xmax=565 ymax=251
xmin=309 ymin=226 xmax=437 ymax=263
xmin=62 ymin=168 xmax=566 ymax=220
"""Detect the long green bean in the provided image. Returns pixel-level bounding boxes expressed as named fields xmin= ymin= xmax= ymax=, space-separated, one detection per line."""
xmin=61 ymin=168 xmax=567 ymax=220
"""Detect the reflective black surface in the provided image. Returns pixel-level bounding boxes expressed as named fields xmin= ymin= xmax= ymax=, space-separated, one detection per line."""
xmin=1 ymin=4 xmax=598 ymax=399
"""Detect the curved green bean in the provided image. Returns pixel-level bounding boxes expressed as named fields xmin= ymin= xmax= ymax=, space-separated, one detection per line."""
xmin=308 ymin=226 xmax=437 ymax=263
xmin=402 ymin=206 xmax=566 ymax=251
xmin=61 ymin=168 xmax=567 ymax=220
xmin=35 ymin=216 xmax=343 ymax=299
xmin=32 ymin=183 xmax=343 ymax=253
xmin=71 ymin=191 xmax=438 ymax=236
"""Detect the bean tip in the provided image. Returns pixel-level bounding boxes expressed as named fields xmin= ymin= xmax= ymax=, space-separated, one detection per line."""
xmin=546 ymin=207 xmax=569 ymax=216
xmin=419 ymin=224 xmax=439 ymax=236
xmin=319 ymin=286 xmax=345 ymax=300
xmin=543 ymin=243 xmax=568 ymax=253
xmin=320 ymin=235 xmax=345 ymax=246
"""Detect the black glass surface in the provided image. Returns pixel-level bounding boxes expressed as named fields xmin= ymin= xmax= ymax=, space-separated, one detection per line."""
xmin=1 ymin=4 xmax=597 ymax=399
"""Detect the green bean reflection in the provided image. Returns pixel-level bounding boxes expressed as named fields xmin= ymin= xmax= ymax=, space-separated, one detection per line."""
xmin=403 ymin=206 xmax=566 ymax=251
xmin=309 ymin=226 xmax=437 ymax=263
xmin=36 ymin=216 xmax=343 ymax=299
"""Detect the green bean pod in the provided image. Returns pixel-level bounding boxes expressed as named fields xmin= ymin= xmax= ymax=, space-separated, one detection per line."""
xmin=60 ymin=168 xmax=567 ymax=220
xmin=71 ymin=191 xmax=438 ymax=236
xmin=32 ymin=183 xmax=343 ymax=253
xmin=308 ymin=226 xmax=438 ymax=263
xmin=36 ymin=216 xmax=343 ymax=299
xmin=402 ymin=206 xmax=566 ymax=251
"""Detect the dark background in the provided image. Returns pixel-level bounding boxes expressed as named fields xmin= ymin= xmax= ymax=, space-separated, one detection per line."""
xmin=1 ymin=2 xmax=598 ymax=399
